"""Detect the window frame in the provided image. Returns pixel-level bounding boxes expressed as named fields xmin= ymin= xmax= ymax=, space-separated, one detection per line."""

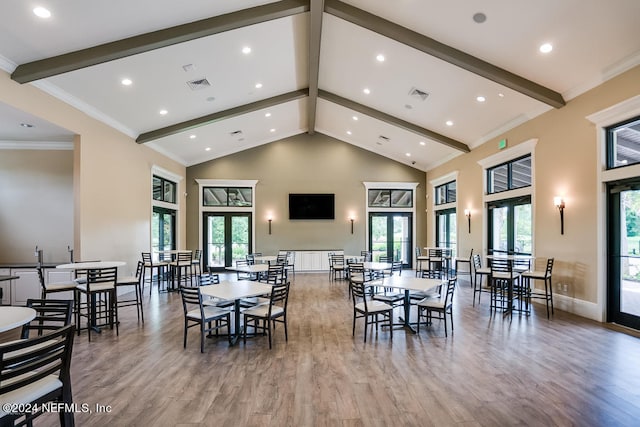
xmin=606 ymin=115 xmax=640 ymax=170
xmin=434 ymin=181 xmax=456 ymax=205
xmin=153 ymin=175 xmax=177 ymax=204
xmin=486 ymin=154 xmax=532 ymax=195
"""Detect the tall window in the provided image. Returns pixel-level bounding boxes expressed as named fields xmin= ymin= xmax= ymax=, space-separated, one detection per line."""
xmin=431 ymin=175 xmax=457 ymax=255
xmin=151 ymin=168 xmax=181 ymax=255
xmin=479 ymin=140 xmax=536 ymax=257
xmin=435 ymin=208 xmax=457 ymax=254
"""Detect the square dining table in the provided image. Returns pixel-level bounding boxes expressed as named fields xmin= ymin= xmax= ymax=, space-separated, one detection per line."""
xmin=200 ymin=280 xmax=273 ymax=345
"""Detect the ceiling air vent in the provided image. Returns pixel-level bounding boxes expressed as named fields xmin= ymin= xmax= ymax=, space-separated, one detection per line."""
xmin=186 ymin=77 xmax=211 ymax=91
xmin=408 ymin=87 xmax=429 ymax=101
xmin=230 ymin=130 xmax=243 ymax=141
xmin=377 ymin=135 xmax=390 ymax=145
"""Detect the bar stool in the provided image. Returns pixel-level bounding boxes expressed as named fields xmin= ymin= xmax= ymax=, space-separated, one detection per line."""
xmin=521 ymin=258 xmax=554 ymax=318
xmin=141 ymin=252 xmax=168 ymax=295
xmin=170 ymin=252 xmax=194 ymax=289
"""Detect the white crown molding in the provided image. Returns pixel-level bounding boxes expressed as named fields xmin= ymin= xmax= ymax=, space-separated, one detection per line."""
xmin=477 ymin=138 xmax=538 ymax=169
xmin=429 ymin=170 xmax=459 ymax=188
xmin=0 ymin=54 xmax=16 ymax=74
xmin=586 ymin=94 xmax=640 ymax=127
xmin=0 ymin=140 xmax=73 ymax=150
xmin=151 ymin=165 xmax=184 ymax=182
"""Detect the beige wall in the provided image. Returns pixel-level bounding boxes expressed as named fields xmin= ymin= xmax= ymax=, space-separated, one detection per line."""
xmin=186 ymin=133 xmax=427 ymax=258
xmin=0 ymin=70 xmax=186 ymax=274
xmin=0 ymin=150 xmax=73 ymax=263
xmin=427 ymin=65 xmax=640 ymax=319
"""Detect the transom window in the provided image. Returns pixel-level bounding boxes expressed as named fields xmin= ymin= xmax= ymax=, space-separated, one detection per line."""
xmin=153 ymin=175 xmax=176 ymax=204
xmin=607 ymin=115 xmax=640 ymax=169
xmin=435 ymin=181 xmax=456 ymax=205
xmin=487 ymin=155 xmax=531 ymax=194
xmin=368 ymin=189 xmax=413 ymax=208
xmin=203 ymin=187 xmax=253 ymax=207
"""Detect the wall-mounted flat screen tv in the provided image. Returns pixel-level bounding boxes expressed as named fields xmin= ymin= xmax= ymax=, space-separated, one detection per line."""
xmin=289 ymin=193 xmax=335 ymax=220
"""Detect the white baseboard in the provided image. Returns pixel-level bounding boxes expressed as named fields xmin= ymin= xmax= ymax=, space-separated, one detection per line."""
xmin=534 ymin=293 xmax=602 ymax=322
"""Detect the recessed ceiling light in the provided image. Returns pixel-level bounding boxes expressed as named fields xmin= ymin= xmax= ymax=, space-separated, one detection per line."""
xmin=405 ymin=153 xmax=412 ymax=157
xmin=498 ymin=93 xmax=505 ymax=98
xmin=33 ymin=7 xmax=51 ymax=19
xmin=255 ymin=83 xmax=263 ymax=89
xmin=265 ymin=112 xmax=271 ymax=117
xmin=539 ymin=43 xmax=553 ymax=53
xmin=352 ymin=116 xmax=358 ymax=121
xmin=446 ymin=120 xmax=454 ymax=126
xmin=189 ymin=134 xmax=196 ymax=139
xmin=476 ymin=96 xmax=486 ymax=103
xmin=376 ymin=54 xmax=385 ymax=62
xmin=20 ymin=123 xmax=34 ymax=128
xmin=270 ymin=128 xmax=276 ymax=133
xmin=242 ymin=46 xmax=251 ymax=54
xmin=419 ymin=141 xmax=426 ymax=146
xmin=205 ymin=147 xmax=211 ymax=151
xmin=159 ymin=109 xmax=168 ymax=115
xmin=473 ymin=12 xmax=486 ymax=24
xmin=121 ymin=78 xmax=132 ymax=86
xmin=363 ymin=88 xmax=370 ymax=95
xmin=347 ymin=131 xmax=352 ymax=135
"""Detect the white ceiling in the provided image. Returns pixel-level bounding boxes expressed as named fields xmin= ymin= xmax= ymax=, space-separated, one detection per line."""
xmin=0 ymin=0 xmax=639 ymax=171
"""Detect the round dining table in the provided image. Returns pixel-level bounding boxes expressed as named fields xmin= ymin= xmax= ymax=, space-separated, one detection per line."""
xmin=0 ymin=306 xmax=37 ymax=333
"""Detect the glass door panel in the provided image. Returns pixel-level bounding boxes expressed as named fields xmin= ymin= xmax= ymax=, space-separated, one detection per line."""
xmin=514 ymin=204 xmax=532 ymax=254
xmin=204 ymin=213 xmax=252 ymax=271
xmin=369 ymin=213 xmax=412 ymax=267
xmin=608 ymin=185 xmax=640 ymax=329
xmin=435 ymin=209 xmax=457 ymax=255
xmin=490 ymin=206 xmax=509 ymax=254
xmin=152 ymin=207 xmax=175 ymax=260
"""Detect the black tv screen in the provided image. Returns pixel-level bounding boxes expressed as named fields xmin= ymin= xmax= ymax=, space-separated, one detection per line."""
xmin=289 ymin=194 xmax=335 ymax=220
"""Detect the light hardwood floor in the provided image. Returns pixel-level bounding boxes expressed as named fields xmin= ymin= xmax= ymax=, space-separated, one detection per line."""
xmin=33 ymin=272 xmax=640 ymax=426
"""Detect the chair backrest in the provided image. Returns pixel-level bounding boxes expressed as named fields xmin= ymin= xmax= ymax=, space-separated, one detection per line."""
xmin=21 ymin=299 xmax=74 ymax=339
xmin=443 ymin=278 xmax=456 ymax=308
xmin=391 ymin=260 xmax=403 ymax=276
xmin=467 ymin=248 xmax=474 ymax=260
xmin=246 ymin=254 xmax=255 ymax=265
xmin=142 ymin=252 xmax=153 ymax=264
xmin=268 ymin=282 xmax=290 ymax=316
xmin=180 ymin=285 xmax=203 ymax=316
xmin=198 ymin=273 xmax=220 ymax=286
xmin=415 ymin=247 xmax=422 ymax=258
xmin=473 ymin=254 xmax=482 ymax=270
xmin=276 ymin=253 xmax=288 ymax=265
xmin=0 ymin=324 xmax=75 ymax=398
xmin=331 ymin=254 xmax=345 ymax=266
xmin=36 ymin=263 xmax=46 ymax=293
xmin=421 ymin=269 xmax=442 ymax=279
xmin=379 ymin=255 xmax=391 ymax=263
xmin=545 ymin=258 xmax=554 ymax=276
xmin=177 ymin=251 xmax=192 ymax=265
xmin=86 ymin=267 xmax=117 ymax=291
xmin=193 ymin=249 xmax=202 ymax=261
xmin=490 ymin=257 xmax=513 ymax=274
xmin=348 ymin=262 xmax=365 ymax=283
xmin=264 ymin=264 xmax=285 ymax=284
xmin=428 ymin=248 xmax=443 ymax=258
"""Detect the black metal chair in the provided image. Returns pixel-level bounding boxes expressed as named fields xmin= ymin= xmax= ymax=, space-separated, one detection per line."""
xmin=351 ymin=281 xmax=393 ymax=343
xmin=21 ymin=298 xmax=74 ymax=339
xmin=180 ymin=285 xmax=231 ymax=352
xmin=116 ymin=260 xmax=144 ymax=323
xmin=75 ymin=266 xmax=118 ymax=341
xmin=521 ymin=258 xmax=555 ymax=318
xmin=243 ymin=282 xmax=290 ymax=349
xmin=416 ymin=277 xmax=457 ymax=337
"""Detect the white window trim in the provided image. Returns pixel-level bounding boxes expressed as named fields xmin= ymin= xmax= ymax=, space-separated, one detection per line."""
xmin=195 ymin=179 xmax=259 ymax=253
xmin=587 ymin=94 xmax=640 ymax=322
xmin=429 ymin=171 xmax=459 ymax=254
xmin=151 ymin=165 xmax=183 ymax=251
xmin=478 ymin=139 xmax=537 ymax=257
xmin=363 ymin=182 xmax=419 ymax=263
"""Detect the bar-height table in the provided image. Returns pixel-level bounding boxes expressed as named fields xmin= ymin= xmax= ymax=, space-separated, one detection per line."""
xmin=0 ymin=306 xmax=36 ymax=333
xmin=200 ymin=280 xmax=273 ymax=345
xmin=56 ymin=261 xmax=125 ymax=332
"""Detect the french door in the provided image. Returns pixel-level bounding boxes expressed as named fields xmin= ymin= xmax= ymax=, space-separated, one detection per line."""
xmin=203 ymin=213 xmax=252 ymax=271
xmin=152 ymin=207 xmax=175 ymax=253
xmin=369 ymin=212 xmax=412 ymax=267
xmin=487 ymin=196 xmax=532 ymax=255
xmin=608 ymin=181 xmax=640 ymax=329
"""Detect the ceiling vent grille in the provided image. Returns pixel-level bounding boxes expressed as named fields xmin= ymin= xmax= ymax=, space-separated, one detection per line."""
xmin=408 ymin=87 xmax=429 ymax=101
xmin=230 ymin=130 xmax=243 ymax=137
xmin=187 ymin=77 xmax=211 ymax=91
xmin=377 ymin=135 xmax=390 ymax=145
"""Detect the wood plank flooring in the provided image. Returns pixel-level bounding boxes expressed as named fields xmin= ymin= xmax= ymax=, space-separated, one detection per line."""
xmin=33 ymin=272 xmax=640 ymax=426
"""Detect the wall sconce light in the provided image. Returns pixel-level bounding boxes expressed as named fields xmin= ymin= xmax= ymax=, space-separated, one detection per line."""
xmin=554 ymin=197 xmax=565 ymax=235
xmin=349 ymin=216 xmax=355 ymax=234
xmin=267 ymin=216 xmax=273 ymax=235
xmin=464 ymin=209 xmax=471 ymax=233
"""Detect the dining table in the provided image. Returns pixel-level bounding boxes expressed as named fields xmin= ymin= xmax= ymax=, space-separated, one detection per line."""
xmin=485 ymin=254 xmax=533 ymax=316
xmin=200 ymin=280 xmax=273 ymax=345
xmin=378 ymin=275 xmax=443 ymax=333
xmin=0 ymin=306 xmax=37 ymax=333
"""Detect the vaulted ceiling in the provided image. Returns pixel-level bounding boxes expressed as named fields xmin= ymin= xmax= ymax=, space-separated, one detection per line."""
xmin=1 ymin=0 xmax=639 ymax=171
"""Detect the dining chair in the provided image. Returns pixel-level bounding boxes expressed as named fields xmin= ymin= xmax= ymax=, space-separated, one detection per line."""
xmin=472 ymin=254 xmax=491 ymax=307
xmin=427 ymin=249 xmax=445 ymax=278
xmin=329 ymin=254 xmax=346 ymax=280
xmin=36 ymin=263 xmax=78 ymax=300
xmin=75 ymin=266 xmax=118 ymax=341
xmin=262 ymin=263 xmax=285 ymax=285
xmin=409 ymin=269 xmax=443 ymax=304
xmin=351 ymin=281 xmax=393 ymax=342
xmin=0 ymin=324 xmax=76 ymax=427
xmin=415 ymin=247 xmax=429 ymax=277
xmin=180 ymin=285 xmax=232 ymax=352
xmin=21 ymin=298 xmax=74 ymax=339
xmin=454 ymin=248 xmax=473 ymax=284
xmin=360 ymin=250 xmax=372 ymax=262
xmin=115 ymin=260 xmax=145 ymax=323
xmin=191 ymin=249 xmax=203 ymax=277
xmin=141 ymin=252 xmax=168 ymax=295
xmin=243 ymin=282 xmax=290 ymax=349
xmin=521 ymin=258 xmax=555 ymax=318
xmin=416 ymin=277 xmax=457 ymax=337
